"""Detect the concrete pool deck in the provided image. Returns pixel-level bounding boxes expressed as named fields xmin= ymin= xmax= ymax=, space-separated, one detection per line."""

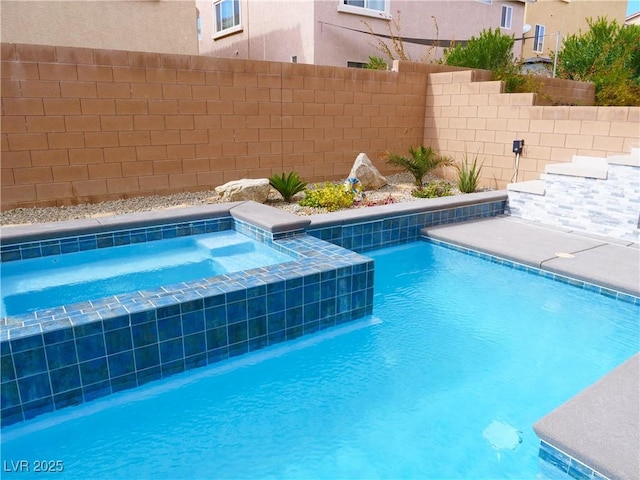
xmin=421 ymin=215 xmax=639 ymax=480
xmin=421 ymin=215 xmax=640 ymax=298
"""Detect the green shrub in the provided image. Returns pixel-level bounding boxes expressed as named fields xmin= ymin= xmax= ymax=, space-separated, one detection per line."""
xmin=456 ymin=153 xmax=483 ymax=193
xmin=269 ymin=171 xmax=307 ymax=202
xmin=384 ymin=145 xmax=454 ymax=187
xmin=365 ymin=56 xmax=388 ymax=70
xmin=299 ymin=183 xmax=355 ymax=211
xmin=442 ymin=28 xmax=514 ymax=72
xmin=412 ymin=181 xmax=453 ymax=198
xmin=441 ymin=28 xmax=541 ymax=94
xmin=555 ymin=18 xmax=640 ymax=106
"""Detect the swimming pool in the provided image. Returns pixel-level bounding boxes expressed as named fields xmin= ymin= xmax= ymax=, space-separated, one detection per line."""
xmin=1 ymin=230 xmax=294 ymax=318
xmin=2 ymin=240 xmax=637 ymax=479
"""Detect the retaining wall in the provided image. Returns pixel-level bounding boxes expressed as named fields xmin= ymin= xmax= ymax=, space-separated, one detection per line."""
xmin=422 ymin=69 xmax=639 ymax=189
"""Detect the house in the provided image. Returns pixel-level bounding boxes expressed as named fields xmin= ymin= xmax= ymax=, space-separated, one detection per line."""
xmin=520 ymin=0 xmax=627 ymax=60
xmin=197 ymin=0 xmax=527 ymax=66
xmin=0 ymin=0 xmax=199 ymax=55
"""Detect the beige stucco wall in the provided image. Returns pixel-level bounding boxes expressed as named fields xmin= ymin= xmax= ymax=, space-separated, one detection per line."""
xmin=197 ymin=0 xmax=314 ymax=63
xmin=201 ymin=0 xmax=525 ymax=67
xmin=313 ymin=0 xmax=526 ymax=67
xmin=521 ymin=0 xmax=627 ymax=59
xmin=0 ymin=1 xmax=199 ymax=55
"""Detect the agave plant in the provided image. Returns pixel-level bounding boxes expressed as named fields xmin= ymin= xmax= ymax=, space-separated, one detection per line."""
xmin=456 ymin=152 xmax=483 ymax=193
xmin=384 ymin=145 xmax=454 ymax=187
xmin=269 ymin=171 xmax=307 ymax=203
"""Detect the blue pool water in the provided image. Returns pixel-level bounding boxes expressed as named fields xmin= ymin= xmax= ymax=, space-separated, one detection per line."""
xmin=1 ymin=241 xmax=637 ymax=479
xmin=1 ymin=230 xmax=293 ymax=318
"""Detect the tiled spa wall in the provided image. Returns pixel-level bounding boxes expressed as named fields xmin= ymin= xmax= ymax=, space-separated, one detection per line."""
xmin=0 ymin=216 xmax=374 ymax=427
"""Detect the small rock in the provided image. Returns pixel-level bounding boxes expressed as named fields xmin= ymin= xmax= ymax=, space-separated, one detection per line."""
xmin=348 ymin=153 xmax=387 ymax=190
xmin=215 ymin=178 xmax=271 ymax=203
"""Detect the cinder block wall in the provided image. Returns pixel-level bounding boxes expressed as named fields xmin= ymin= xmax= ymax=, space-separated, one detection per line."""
xmin=420 ymin=69 xmax=639 ymax=189
xmin=2 ymin=43 xmax=638 ymax=209
xmin=1 ymin=43 xmax=426 ymax=210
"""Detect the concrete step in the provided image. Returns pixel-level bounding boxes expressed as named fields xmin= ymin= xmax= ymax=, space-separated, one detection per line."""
xmin=545 ymin=155 xmax=608 ymax=179
xmin=607 ymin=147 xmax=640 ymax=167
xmin=507 ymin=179 xmax=545 ymax=195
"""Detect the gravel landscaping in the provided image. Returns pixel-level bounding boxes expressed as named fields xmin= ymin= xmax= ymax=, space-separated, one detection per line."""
xmin=0 ymin=173 xmax=460 ymax=226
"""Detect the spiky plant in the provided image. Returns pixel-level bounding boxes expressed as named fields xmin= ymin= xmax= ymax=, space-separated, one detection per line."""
xmin=456 ymin=153 xmax=483 ymax=193
xmin=269 ymin=171 xmax=307 ymax=203
xmin=384 ymin=145 xmax=454 ymax=187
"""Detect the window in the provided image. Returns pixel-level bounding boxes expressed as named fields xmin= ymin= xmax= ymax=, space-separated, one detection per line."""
xmin=196 ymin=14 xmax=202 ymax=40
xmin=338 ymin=0 xmax=390 ymax=19
xmin=214 ymin=0 xmax=241 ymax=36
xmin=533 ymin=24 xmax=545 ymax=53
xmin=500 ymin=5 xmax=512 ymax=29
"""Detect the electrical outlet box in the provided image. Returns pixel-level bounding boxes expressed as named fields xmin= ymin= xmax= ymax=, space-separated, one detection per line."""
xmin=512 ymin=140 xmax=524 ymax=154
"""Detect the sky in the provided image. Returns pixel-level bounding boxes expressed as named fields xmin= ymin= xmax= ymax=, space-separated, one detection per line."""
xmin=629 ymin=0 xmax=640 ymax=15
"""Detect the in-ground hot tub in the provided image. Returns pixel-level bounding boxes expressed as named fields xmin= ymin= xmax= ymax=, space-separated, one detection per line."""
xmin=1 ymin=229 xmax=296 ymax=318
xmin=0 ymin=201 xmax=374 ymax=426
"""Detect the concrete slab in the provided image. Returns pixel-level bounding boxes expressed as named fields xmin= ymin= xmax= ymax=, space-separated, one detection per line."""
xmin=544 ymin=244 xmax=640 ymax=297
xmin=229 ymin=201 xmax=311 ymax=233
xmin=533 ymin=354 xmax=640 ymax=480
xmin=421 ymin=216 xmax=608 ymax=269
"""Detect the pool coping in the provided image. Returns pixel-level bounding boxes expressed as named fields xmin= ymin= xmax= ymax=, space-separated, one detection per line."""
xmin=0 ymin=201 xmax=310 ymax=245
xmin=534 ymin=354 xmax=639 ymax=480
xmin=420 ymin=215 xmax=640 ymax=298
xmin=420 ymin=215 xmax=639 ymax=480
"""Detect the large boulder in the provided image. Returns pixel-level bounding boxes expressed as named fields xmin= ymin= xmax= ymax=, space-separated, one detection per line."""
xmin=348 ymin=153 xmax=387 ymax=190
xmin=215 ymin=178 xmax=271 ymax=203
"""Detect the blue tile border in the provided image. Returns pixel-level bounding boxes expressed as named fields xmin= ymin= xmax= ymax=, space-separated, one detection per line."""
xmin=423 ymin=238 xmax=640 ymax=306
xmin=0 ymin=217 xmax=234 ymax=263
xmin=538 ymin=440 xmax=610 ymax=480
xmin=308 ymin=199 xmax=506 ymax=253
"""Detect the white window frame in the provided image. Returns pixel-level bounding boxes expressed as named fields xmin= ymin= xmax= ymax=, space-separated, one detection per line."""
xmin=338 ymin=0 xmax=391 ymax=20
xmin=500 ymin=5 xmax=512 ymax=29
xmin=533 ymin=24 xmax=545 ymax=53
xmin=476 ymin=0 xmax=492 ymax=4
xmin=213 ymin=0 xmax=242 ymax=40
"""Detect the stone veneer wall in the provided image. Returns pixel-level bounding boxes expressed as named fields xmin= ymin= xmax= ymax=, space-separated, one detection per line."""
xmin=2 ymin=43 xmax=639 ymax=209
xmin=507 ymin=161 xmax=640 ymax=242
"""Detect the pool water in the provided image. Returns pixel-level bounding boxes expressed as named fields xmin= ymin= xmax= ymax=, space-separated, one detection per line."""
xmin=1 ymin=230 xmax=293 ymax=318
xmin=1 ymin=241 xmax=637 ymax=479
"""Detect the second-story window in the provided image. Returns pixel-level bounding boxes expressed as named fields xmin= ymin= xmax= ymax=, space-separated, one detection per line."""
xmin=338 ymin=0 xmax=390 ymax=19
xmin=500 ymin=5 xmax=512 ymax=29
xmin=214 ymin=0 xmax=241 ymax=35
xmin=533 ymin=24 xmax=545 ymax=53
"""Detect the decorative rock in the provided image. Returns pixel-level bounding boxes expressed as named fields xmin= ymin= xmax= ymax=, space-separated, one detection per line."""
xmin=215 ymin=178 xmax=271 ymax=203
xmin=348 ymin=153 xmax=387 ymax=190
